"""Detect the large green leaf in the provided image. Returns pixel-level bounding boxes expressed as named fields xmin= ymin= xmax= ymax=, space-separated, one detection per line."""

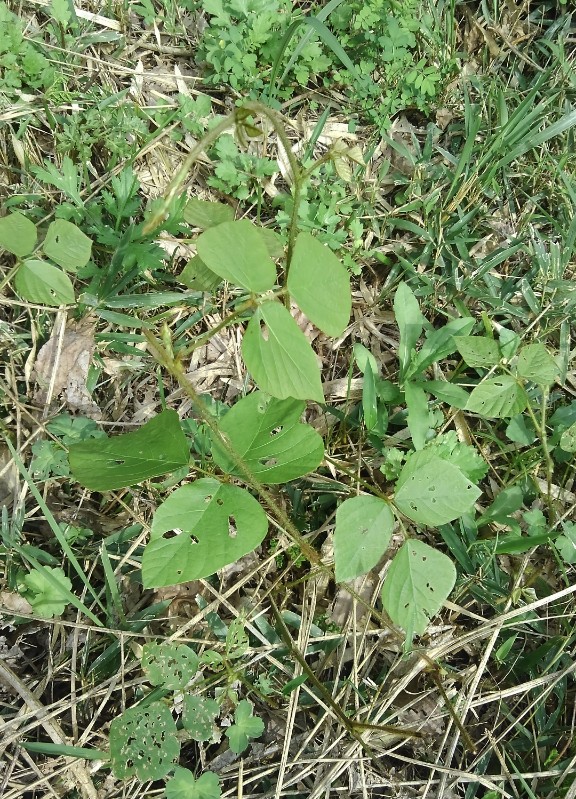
xmin=381 ymin=540 xmax=456 ymax=647
xmin=394 ymin=453 xmax=481 ymax=526
xmin=43 ymin=219 xmax=92 ymax=271
xmin=0 ymin=211 xmax=37 ymax=257
xmin=516 ymin=343 xmax=559 ymax=386
xmin=242 ymin=301 xmax=324 ymax=402
xmin=212 ymin=392 xmax=324 ymax=483
xmin=196 ymin=220 xmax=276 ymax=292
xmin=69 ymin=409 xmax=189 ymax=490
xmin=287 ymin=231 xmax=351 ymax=336
xmin=109 ymin=702 xmax=179 ymax=780
xmin=14 ymin=259 xmax=75 ymax=306
xmin=334 ymin=496 xmax=395 ymax=582
xmin=466 ymin=376 xmax=528 ymax=418
xmin=141 ymin=478 xmax=268 ymax=587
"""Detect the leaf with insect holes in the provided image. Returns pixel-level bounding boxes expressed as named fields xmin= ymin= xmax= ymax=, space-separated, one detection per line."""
xmin=287 ymin=232 xmax=351 ymax=336
xmin=394 ymin=452 xmax=481 ymax=526
xmin=196 ymin=220 xmax=276 ymax=292
xmin=516 ymin=343 xmax=559 ymax=386
xmin=165 ymin=767 xmax=222 ymax=799
xmin=0 ymin=211 xmax=37 ymax=257
xmin=225 ymin=700 xmax=264 ymax=754
xmin=334 ymin=496 xmax=395 ymax=582
xmin=141 ymin=478 xmax=268 ymax=588
xmin=212 ymin=392 xmax=323 ymax=484
xmin=109 ymin=702 xmax=179 ymax=780
xmin=14 ymin=259 xmax=75 ymax=306
xmin=560 ymin=421 xmax=576 ymax=453
xmin=142 ymin=642 xmax=199 ymax=690
xmin=454 ymin=336 xmax=501 ymax=368
xmin=42 ymin=219 xmax=92 ymax=272
xmin=466 ymin=376 xmax=528 ymax=418
xmin=182 ymin=696 xmax=220 ymax=742
xmin=68 ymin=409 xmax=189 ymax=490
xmin=381 ymin=540 xmax=456 ymax=647
xmin=242 ymin=301 xmax=323 ymax=402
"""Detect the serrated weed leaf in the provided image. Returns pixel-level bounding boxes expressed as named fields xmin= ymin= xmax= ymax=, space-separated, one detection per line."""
xmin=23 ymin=566 xmax=72 ymax=619
xmin=212 ymin=392 xmax=324 ymax=483
xmin=196 ymin=219 xmax=276 ymax=292
xmin=142 ymin=478 xmax=268 ymax=587
xmin=334 ymin=496 xmax=395 ymax=582
xmin=69 ymin=409 xmax=189 ymax=490
xmin=242 ymin=301 xmax=324 ymax=402
xmin=287 ymin=231 xmax=351 ymax=336
xmin=109 ymin=702 xmax=180 ymax=781
xmin=394 ymin=453 xmax=481 ymax=526
xmin=142 ymin=641 xmax=199 ymax=690
xmin=381 ymin=540 xmax=456 ymax=648
xmin=225 ymin=700 xmax=264 ymax=754
xmin=165 ymin=768 xmax=222 ymax=799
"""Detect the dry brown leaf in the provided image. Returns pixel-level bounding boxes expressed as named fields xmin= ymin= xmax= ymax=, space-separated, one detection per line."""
xmin=0 ymin=592 xmax=33 ymax=615
xmin=33 ymin=318 xmax=101 ymax=419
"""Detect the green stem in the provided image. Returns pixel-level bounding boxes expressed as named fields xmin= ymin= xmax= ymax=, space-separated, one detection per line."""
xmin=524 ymin=385 xmax=555 ymax=521
xmin=143 ymin=331 xmax=321 ymax=566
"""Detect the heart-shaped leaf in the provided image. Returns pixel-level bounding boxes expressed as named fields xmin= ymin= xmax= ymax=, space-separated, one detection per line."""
xmin=394 ymin=453 xmax=481 ymax=526
xmin=287 ymin=232 xmax=351 ymax=336
xmin=196 ymin=219 xmax=276 ymax=292
xmin=69 ymin=409 xmax=189 ymax=490
xmin=141 ymin=478 xmax=268 ymax=587
xmin=334 ymin=496 xmax=395 ymax=582
xmin=242 ymin=301 xmax=323 ymax=402
xmin=212 ymin=392 xmax=323 ymax=484
xmin=381 ymin=540 xmax=456 ymax=648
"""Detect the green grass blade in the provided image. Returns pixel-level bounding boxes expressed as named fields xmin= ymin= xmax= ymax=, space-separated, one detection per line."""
xmin=20 ymin=741 xmax=109 ymax=760
xmin=4 ymin=436 xmax=106 ymax=621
